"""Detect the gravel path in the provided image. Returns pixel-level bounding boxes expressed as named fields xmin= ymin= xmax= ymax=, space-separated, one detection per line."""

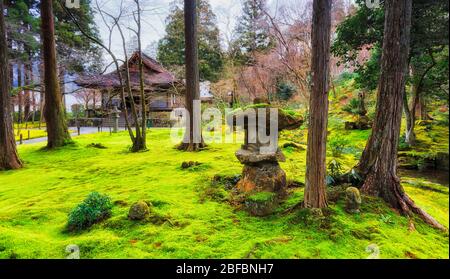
xmin=17 ymin=127 xmax=103 ymax=145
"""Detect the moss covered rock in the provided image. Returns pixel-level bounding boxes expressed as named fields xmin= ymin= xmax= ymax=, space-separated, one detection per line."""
xmin=181 ymin=161 xmax=202 ymax=169
xmin=128 ymin=201 xmax=151 ymax=220
xmin=244 ymin=192 xmax=278 ymax=216
xmin=345 ymin=187 xmax=361 ymax=214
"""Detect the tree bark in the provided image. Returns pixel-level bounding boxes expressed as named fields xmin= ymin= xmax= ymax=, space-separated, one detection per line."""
xmin=0 ymin=1 xmax=22 ymax=170
xmin=38 ymin=58 xmax=45 ymax=129
xmin=135 ymin=0 xmax=147 ymax=152
xmin=59 ymin=66 xmax=67 ymax=116
xmin=304 ymin=0 xmax=331 ymax=209
xmin=178 ymin=0 xmax=205 ymax=151
xmin=403 ymin=88 xmax=415 ymax=145
xmin=356 ymin=0 xmax=445 ymax=231
xmin=24 ymin=62 xmax=32 ymax=122
xmin=17 ymin=62 xmax=23 ymax=124
xmin=40 ymin=0 xmax=71 ymax=148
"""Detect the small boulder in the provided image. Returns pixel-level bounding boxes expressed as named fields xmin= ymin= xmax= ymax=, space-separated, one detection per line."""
xmin=181 ymin=161 xmax=201 ymax=169
xmin=345 ymin=187 xmax=361 ymax=214
xmin=128 ymin=201 xmax=151 ymax=220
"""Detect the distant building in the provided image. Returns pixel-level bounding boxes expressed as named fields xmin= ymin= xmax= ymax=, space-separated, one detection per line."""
xmin=200 ymin=81 xmax=214 ymax=103
xmin=75 ymin=52 xmax=184 ymax=126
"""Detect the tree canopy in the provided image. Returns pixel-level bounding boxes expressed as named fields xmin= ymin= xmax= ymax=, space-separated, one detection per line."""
xmin=157 ymin=0 xmax=224 ymax=82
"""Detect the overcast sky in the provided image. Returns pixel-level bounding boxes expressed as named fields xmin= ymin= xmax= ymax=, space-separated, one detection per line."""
xmin=93 ymin=0 xmax=299 ymax=62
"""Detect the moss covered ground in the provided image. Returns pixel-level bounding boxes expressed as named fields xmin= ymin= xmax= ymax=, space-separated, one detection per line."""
xmin=0 ymin=121 xmax=448 ymax=258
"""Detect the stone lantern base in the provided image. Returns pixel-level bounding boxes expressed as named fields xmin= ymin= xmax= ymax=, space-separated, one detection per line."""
xmin=235 ymin=148 xmax=288 ymax=197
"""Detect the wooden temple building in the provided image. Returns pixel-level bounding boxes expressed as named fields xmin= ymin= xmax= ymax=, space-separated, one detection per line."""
xmin=75 ymin=52 xmax=184 ymax=126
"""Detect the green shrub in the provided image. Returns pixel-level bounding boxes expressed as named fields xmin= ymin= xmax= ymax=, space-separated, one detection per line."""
xmin=328 ymin=137 xmax=350 ymax=157
xmin=342 ymin=98 xmax=362 ymax=115
xmin=67 ymin=192 xmax=113 ymax=232
xmin=275 ymin=81 xmax=297 ymax=101
xmin=326 ymin=159 xmax=342 ymax=185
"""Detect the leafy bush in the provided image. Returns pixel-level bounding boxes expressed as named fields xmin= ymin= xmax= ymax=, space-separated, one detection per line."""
xmin=336 ymin=71 xmax=357 ymax=84
xmin=67 ymin=192 xmax=113 ymax=232
xmin=398 ymin=137 xmax=411 ymax=151
xmin=327 ymin=159 xmax=343 ymax=180
xmin=328 ymin=137 xmax=350 ymax=157
xmin=275 ymin=81 xmax=297 ymax=101
xmin=342 ymin=97 xmax=363 ymax=115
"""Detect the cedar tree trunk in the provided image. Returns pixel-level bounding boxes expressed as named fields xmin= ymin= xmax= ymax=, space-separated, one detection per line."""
xmin=0 ymin=1 xmax=22 ymax=170
xmin=356 ymin=0 xmax=445 ymax=231
xmin=40 ymin=0 xmax=71 ymax=148
xmin=304 ymin=0 xmax=332 ymax=209
xmin=178 ymin=0 xmax=205 ymax=151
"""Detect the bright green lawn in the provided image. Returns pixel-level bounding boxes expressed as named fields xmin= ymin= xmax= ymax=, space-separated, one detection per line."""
xmin=0 ymin=128 xmax=448 ymax=259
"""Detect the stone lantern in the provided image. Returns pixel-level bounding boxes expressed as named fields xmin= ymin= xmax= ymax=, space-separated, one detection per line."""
xmin=111 ymin=105 xmax=121 ymax=133
xmin=231 ymin=100 xmax=304 ymax=198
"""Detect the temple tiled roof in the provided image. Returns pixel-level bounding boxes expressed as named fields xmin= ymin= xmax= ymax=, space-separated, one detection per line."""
xmin=75 ymin=52 xmax=182 ymax=91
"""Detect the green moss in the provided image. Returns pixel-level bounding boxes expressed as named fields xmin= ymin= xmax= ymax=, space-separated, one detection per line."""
xmin=0 ymin=114 xmax=448 ymax=258
xmin=247 ymin=192 xmax=277 ymax=203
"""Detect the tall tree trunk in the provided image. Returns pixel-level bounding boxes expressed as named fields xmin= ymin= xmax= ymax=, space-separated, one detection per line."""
xmin=417 ymin=92 xmax=433 ymax=120
xmin=304 ymin=0 xmax=331 ymax=209
xmin=40 ymin=0 xmax=71 ymax=148
xmin=30 ymin=63 xmax=36 ymax=124
xmin=356 ymin=0 xmax=445 ymax=231
xmin=24 ymin=62 xmax=32 ymax=122
xmin=0 ymin=1 xmax=22 ymax=170
xmin=178 ymin=0 xmax=204 ymax=151
xmin=38 ymin=58 xmax=45 ymax=129
xmin=403 ymin=87 xmax=415 ymax=145
xmin=17 ymin=62 xmax=23 ymax=124
xmin=358 ymin=91 xmax=367 ymax=116
xmin=134 ymin=0 xmax=147 ymax=152
xmin=59 ymin=66 xmax=67 ymax=116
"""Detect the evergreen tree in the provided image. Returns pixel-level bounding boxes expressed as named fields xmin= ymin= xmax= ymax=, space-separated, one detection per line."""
xmin=157 ymin=0 xmax=223 ymax=82
xmin=53 ymin=0 xmax=103 ymax=75
xmin=332 ymin=0 xmax=449 ymax=145
xmin=356 ymin=0 xmax=445 ymax=231
xmin=231 ymin=0 xmax=274 ymax=65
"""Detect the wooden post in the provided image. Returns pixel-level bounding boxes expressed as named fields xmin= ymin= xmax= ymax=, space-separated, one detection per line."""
xmin=28 ymin=130 xmax=30 ymax=140
xmin=19 ymin=134 xmax=23 ymax=145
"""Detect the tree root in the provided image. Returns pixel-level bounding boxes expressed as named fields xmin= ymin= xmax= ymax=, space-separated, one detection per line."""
xmin=400 ymin=193 xmax=447 ymax=232
xmin=176 ymin=142 xmax=206 ymax=152
xmin=361 ymin=173 xmax=448 ymax=232
xmin=282 ymin=201 xmax=304 ymax=215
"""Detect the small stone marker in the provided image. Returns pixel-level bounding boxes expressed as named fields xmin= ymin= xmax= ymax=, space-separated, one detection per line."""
xmin=345 ymin=187 xmax=362 ymax=214
xmin=111 ymin=106 xmax=121 ymax=133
